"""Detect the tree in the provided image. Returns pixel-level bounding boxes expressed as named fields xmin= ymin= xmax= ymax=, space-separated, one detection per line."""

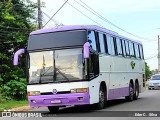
xmin=151 ymin=69 xmax=159 ymax=75
xmin=0 ymin=0 xmax=37 ymax=100
xmin=145 ymin=62 xmax=152 ymax=80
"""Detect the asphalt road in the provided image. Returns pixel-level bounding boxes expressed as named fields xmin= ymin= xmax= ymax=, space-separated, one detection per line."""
xmin=1 ymin=89 xmax=160 ymax=120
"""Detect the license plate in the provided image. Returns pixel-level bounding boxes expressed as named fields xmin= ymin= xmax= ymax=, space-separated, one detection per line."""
xmin=51 ymin=100 xmax=61 ymax=104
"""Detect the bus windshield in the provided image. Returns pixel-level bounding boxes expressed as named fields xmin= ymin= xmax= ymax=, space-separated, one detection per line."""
xmin=28 ymin=48 xmax=85 ymax=84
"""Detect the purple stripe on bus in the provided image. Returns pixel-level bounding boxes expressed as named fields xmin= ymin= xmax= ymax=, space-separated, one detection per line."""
xmin=28 ymin=92 xmax=90 ymax=107
xmin=30 ymin=25 xmax=117 ymax=35
xmin=108 ymin=87 xmax=129 ymax=100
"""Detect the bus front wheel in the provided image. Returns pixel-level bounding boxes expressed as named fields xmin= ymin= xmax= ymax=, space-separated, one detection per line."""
xmin=48 ymin=106 xmax=59 ymax=113
xmin=95 ymin=86 xmax=106 ymax=110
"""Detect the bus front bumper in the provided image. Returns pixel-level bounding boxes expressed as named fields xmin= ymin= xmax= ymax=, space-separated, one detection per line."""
xmin=28 ymin=92 xmax=90 ymax=107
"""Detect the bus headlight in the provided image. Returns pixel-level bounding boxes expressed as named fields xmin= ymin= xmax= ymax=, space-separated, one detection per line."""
xmin=70 ymin=88 xmax=88 ymax=93
xmin=28 ymin=91 xmax=40 ymax=96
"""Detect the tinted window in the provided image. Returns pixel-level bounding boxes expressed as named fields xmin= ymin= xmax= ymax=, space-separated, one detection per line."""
xmin=125 ymin=40 xmax=130 ymax=56
xmin=106 ymin=35 xmax=112 ymax=55
xmin=88 ymin=31 xmax=97 ymax=51
xmin=103 ymin=34 xmax=108 ymax=53
xmin=139 ymin=45 xmax=144 ymax=59
xmin=28 ymin=30 xmax=86 ymax=51
xmin=135 ymin=43 xmax=140 ymax=59
xmin=121 ymin=39 xmax=126 ymax=56
xmin=129 ymin=41 xmax=135 ymax=57
xmin=106 ymin=35 xmax=115 ymax=55
xmin=98 ymin=32 xmax=105 ymax=53
xmin=116 ymin=38 xmax=123 ymax=56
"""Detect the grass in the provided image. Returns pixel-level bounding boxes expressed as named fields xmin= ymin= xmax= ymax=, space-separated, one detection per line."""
xmin=0 ymin=100 xmax=28 ymax=111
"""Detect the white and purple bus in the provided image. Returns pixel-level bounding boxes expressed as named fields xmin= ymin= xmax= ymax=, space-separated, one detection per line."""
xmin=13 ymin=25 xmax=145 ymax=112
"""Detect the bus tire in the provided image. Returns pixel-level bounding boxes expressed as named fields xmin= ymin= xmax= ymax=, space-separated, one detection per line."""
xmin=125 ymin=82 xmax=134 ymax=102
xmin=133 ymin=82 xmax=139 ymax=100
xmin=48 ymin=106 xmax=59 ymax=113
xmin=95 ymin=85 xmax=106 ymax=110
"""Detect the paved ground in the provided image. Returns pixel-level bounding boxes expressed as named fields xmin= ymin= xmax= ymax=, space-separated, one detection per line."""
xmin=1 ymin=89 xmax=160 ymax=120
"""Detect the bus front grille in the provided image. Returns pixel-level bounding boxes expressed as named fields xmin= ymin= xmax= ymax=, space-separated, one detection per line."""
xmin=41 ymin=91 xmax=71 ymax=95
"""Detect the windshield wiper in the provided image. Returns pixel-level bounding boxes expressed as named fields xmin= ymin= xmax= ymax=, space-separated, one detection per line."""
xmin=40 ymin=66 xmax=52 ymax=76
xmin=39 ymin=55 xmax=54 ymax=83
xmin=39 ymin=56 xmax=45 ymax=83
xmin=56 ymin=67 xmax=69 ymax=81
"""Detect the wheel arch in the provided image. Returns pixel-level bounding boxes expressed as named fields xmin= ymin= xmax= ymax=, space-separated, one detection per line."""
xmin=130 ymin=79 xmax=134 ymax=87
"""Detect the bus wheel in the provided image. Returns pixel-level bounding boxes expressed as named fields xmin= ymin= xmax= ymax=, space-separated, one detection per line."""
xmin=133 ymin=82 xmax=139 ymax=100
xmin=48 ymin=106 xmax=59 ymax=113
xmin=125 ymin=83 xmax=134 ymax=102
xmin=96 ymin=86 xmax=105 ymax=110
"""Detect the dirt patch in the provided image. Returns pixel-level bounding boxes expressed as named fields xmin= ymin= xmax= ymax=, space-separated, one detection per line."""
xmin=9 ymin=106 xmax=35 ymax=111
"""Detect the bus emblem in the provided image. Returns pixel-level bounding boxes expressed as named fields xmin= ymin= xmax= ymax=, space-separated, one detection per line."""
xmin=52 ymin=89 xmax=57 ymax=94
xmin=130 ymin=61 xmax=136 ymax=69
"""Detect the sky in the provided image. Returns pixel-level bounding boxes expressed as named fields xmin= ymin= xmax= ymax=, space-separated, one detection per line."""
xmin=31 ymin=0 xmax=160 ymax=70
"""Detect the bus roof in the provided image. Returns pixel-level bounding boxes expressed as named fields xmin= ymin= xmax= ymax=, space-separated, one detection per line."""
xmin=30 ymin=25 xmax=142 ymax=44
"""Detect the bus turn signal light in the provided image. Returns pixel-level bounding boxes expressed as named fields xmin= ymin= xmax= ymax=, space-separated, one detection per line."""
xmin=70 ymin=88 xmax=88 ymax=93
xmin=27 ymin=91 xmax=40 ymax=96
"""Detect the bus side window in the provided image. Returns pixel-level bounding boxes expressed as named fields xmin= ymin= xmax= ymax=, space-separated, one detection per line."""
xmin=125 ymin=40 xmax=130 ymax=57
xmin=106 ymin=35 xmax=112 ymax=55
xmin=116 ymin=37 xmax=123 ymax=56
xmin=88 ymin=31 xmax=97 ymax=51
xmin=103 ymin=34 xmax=108 ymax=54
xmin=121 ymin=39 xmax=126 ymax=57
xmin=106 ymin=35 xmax=116 ymax=56
xmin=139 ymin=45 xmax=144 ymax=59
xmin=98 ymin=32 xmax=105 ymax=54
xmin=110 ymin=36 xmax=116 ymax=55
xmin=135 ymin=43 xmax=140 ymax=59
xmin=129 ymin=41 xmax=136 ymax=58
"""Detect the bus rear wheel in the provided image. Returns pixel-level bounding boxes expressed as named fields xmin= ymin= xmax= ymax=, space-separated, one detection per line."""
xmin=95 ymin=86 xmax=106 ymax=110
xmin=48 ymin=106 xmax=59 ymax=113
xmin=125 ymin=83 xmax=134 ymax=101
xmin=133 ymin=82 xmax=139 ymax=100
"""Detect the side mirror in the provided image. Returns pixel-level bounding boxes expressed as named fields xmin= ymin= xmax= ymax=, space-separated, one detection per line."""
xmin=83 ymin=42 xmax=90 ymax=59
xmin=13 ymin=49 xmax=25 ymax=66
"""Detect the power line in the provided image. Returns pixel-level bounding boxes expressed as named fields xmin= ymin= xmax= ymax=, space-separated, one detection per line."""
xmin=42 ymin=11 xmax=63 ymax=27
xmin=66 ymin=1 xmax=103 ymax=27
xmin=145 ymin=54 xmax=157 ymax=60
xmin=74 ymin=0 xmax=156 ymax=42
xmin=43 ymin=0 xmax=69 ymax=28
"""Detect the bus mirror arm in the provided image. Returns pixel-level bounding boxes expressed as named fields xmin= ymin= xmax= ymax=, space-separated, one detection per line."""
xmin=83 ymin=42 xmax=90 ymax=59
xmin=13 ymin=49 xmax=25 ymax=66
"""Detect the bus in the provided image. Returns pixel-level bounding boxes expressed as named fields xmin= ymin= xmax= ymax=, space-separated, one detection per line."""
xmin=13 ymin=25 xmax=145 ymax=112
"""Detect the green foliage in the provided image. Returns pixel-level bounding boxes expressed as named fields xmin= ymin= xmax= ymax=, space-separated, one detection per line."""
xmin=0 ymin=100 xmax=28 ymax=111
xmin=145 ymin=62 xmax=152 ymax=80
xmin=2 ymin=78 xmax=27 ymax=100
xmin=0 ymin=0 xmax=37 ymax=101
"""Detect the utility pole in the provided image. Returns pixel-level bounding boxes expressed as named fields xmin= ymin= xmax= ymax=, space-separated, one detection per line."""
xmin=158 ymin=35 xmax=160 ymax=72
xmin=38 ymin=0 xmax=42 ymax=29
